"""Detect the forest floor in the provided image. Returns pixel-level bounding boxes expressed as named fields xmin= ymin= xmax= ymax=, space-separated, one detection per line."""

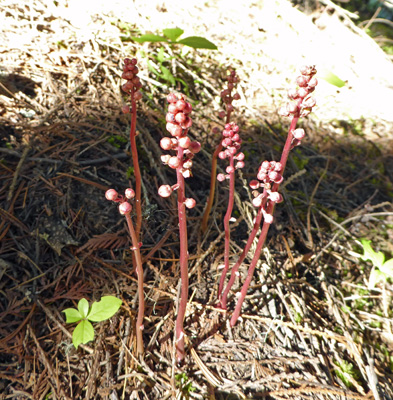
xmin=1 ymin=0 xmax=393 ymax=399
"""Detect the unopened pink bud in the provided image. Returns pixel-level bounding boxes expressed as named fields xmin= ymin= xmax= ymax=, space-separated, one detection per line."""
xmin=183 ymin=159 xmax=193 ymax=169
xmin=168 ymin=156 xmax=180 ymax=169
xmin=175 ymin=112 xmax=186 ymax=124
xmin=176 ymin=99 xmax=186 ymax=111
xmin=278 ymin=106 xmax=290 ymax=117
xmin=222 ymin=138 xmax=232 ymax=147
xmin=268 ymin=171 xmax=279 ymax=181
xmin=308 ymin=76 xmax=318 ymax=88
xmin=293 ymin=128 xmax=305 ymax=140
xmin=189 ymin=141 xmax=201 ymax=154
xmin=119 ymin=202 xmax=132 ymax=215
xmin=235 ymin=152 xmax=245 ymax=161
xmin=252 ymin=195 xmax=263 ymax=208
xmin=167 ymin=93 xmax=178 ymax=103
xmin=264 ymin=213 xmax=274 ymax=224
xmin=218 ymin=151 xmax=226 ymax=160
xmin=105 ymin=189 xmax=118 ymax=201
xmin=274 ymin=162 xmax=283 ymax=172
xmin=160 ymin=137 xmax=173 ymax=150
xmin=134 ymin=91 xmax=142 ymax=101
xmin=184 ymin=198 xmax=196 ymax=209
xmin=286 ymin=102 xmax=298 ymax=114
xmin=161 ymin=154 xmax=170 ymax=164
xmin=287 ymin=88 xmax=298 ymax=100
xmin=178 ymin=136 xmax=191 ymax=149
xmin=217 ymin=173 xmax=226 ymax=182
xmin=236 ymin=161 xmax=245 ymax=169
xmin=297 ymin=87 xmax=308 ymax=98
xmin=249 ymin=180 xmax=260 ymax=189
xmin=218 ymin=111 xmax=226 ymax=119
xmin=296 ymin=75 xmax=309 ymax=87
xmin=158 ymin=185 xmax=172 ymax=198
xmin=183 ymin=102 xmax=192 ymax=114
xmin=261 ymin=161 xmax=270 ymax=170
xmin=303 ymin=97 xmax=316 ymax=108
xmin=300 ymin=108 xmax=311 ymax=117
xmin=226 ymin=166 xmax=235 ymax=174
xmin=269 ymin=192 xmax=283 ymax=203
xmin=125 ymin=188 xmax=135 ymax=199
xmin=257 ymin=171 xmax=267 ymax=181
xmin=182 ymin=169 xmax=192 ymax=178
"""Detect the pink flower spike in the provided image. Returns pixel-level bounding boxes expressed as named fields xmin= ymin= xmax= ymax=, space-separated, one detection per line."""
xmin=158 ymin=185 xmax=172 ymax=198
xmin=125 ymin=188 xmax=135 ymax=199
xmin=105 ymin=189 xmax=118 ymax=201
xmin=119 ymin=202 xmax=132 ymax=215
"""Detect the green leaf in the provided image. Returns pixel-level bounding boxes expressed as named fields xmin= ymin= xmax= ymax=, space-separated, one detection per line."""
xmin=157 ymin=46 xmax=165 ymax=63
xmin=87 ymin=296 xmax=122 ymax=322
xmin=360 ymin=239 xmax=385 ymax=268
xmin=368 ymin=269 xmax=387 ymax=290
xmin=163 ymin=28 xmax=184 ymax=42
xmin=380 ymin=258 xmax=393 ymax=277
xmin=177 ymin=36 xmax=217 ymax=50
xmin=147 ymin=59 xmax=161 ymax=77
xmin=131 ymin=33 xmax=169 ymax=44
xmin=78 ymin=298 xmax=89 ymax=319
xmin=320 ymin=69 xmax=346 ymax=88
xmin=63 ymin=308 xmax=82 ymax=323
xmin=73 ymin=320 xmax=94 ymax=348
xmin=159 ymin=65 xmax=176 ymax=86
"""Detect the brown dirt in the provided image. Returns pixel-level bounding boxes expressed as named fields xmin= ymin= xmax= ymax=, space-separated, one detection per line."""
xmin=1 ymin=0 xmax=393 ymax=399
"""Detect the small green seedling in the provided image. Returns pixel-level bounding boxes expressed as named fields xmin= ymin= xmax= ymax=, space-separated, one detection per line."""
xmin=350 ymin=239 xmax=393 ymax=290
xmin=63 ymin=296 xmax=122 ymax=349
xmin=131 ymin=27 xmax=217 ymax=50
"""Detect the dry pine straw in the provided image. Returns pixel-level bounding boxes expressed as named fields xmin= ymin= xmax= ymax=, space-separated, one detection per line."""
xmin=1 ymin=0 xmax=393 ymax=399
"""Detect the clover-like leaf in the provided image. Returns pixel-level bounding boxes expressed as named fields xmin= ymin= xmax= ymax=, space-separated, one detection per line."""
xmin=380 ymin=258 xmax=393 ymax=278
xmin=368 ymin=268 xmax=387 ymax=290
xmin=131 ymin=33 xmax=169 ymax=44
xmin=163 ymin=28 xmax=184 ymax=42
xmin=87 ymin=296 xmax=122 ymax=322
xmin=177 ymin=36 xmax=218 ymax=50
xmin=360 ymin=239 xmax=385 ymax=269
xmin=72 ymin=320 xmax=94 ymax=349
xmin=77 ymin=298 xmax=89 ymax=319
xmin=63 ymin=307 xmax=82 ymax=323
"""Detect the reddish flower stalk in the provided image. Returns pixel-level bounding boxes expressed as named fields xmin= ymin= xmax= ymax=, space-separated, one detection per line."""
xmin=201 ymin=70 xmax=240 ymax=233
xmin=105 ymin=188 xmax=144 ymax=355
xmin=121 ymin=58 xmax=143 ymax=241
xmin=229 ymin=65 xmax=318 ymax=326
xmin=158 ymin=93 xmax=201 ymax=362
xmin=216 ymin=123 xmax=244 ymax=299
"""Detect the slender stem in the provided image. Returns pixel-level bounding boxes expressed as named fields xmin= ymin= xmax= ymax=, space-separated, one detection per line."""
xmin=175 ymin=146 xmax=189 ymax=362
xmin=201 ymin=110 xmax=232 ymax=232
xmin=124 ymin=213 xmax=145 ymax=356
xmin=129 ymin=90 xmax=142 ymax=241
xmin=217 ymin=155 xmax=235 ymax=298
xmin=230 ymin=103 xmax=302 ymax=325
xmin=219 ymin=198 xmax=265 ymax=309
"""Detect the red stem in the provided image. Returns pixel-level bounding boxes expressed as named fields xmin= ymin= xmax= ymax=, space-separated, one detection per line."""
xmin=124 ymin=212 xmax=145 ymax=355
xmin=230 ymin=101 xmax=302 ymax=325
xmin=175 ymin=146 xmax=189 ymax=362
xmin=129 ymin=89 xmax=142 ymax=241
xmin=217 ymin=155 xmax=235 ymax=298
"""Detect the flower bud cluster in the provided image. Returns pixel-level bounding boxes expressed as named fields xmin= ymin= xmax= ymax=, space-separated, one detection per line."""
xmin=279 ymin=65 xmax=318 ymax=119
xmin=105 ymin=188 xmax=136 ymax=215
xmin=218 ymin=70 xmax=240 ymax=119
xmin=217 ymin=123 xmax=244 ymax=182
xmin=158 ymin=93 xmax=201 ymax=209
xmin=121 ymin=58 xmax=143 ymax=107
xmin=249 ymin=160 xmax=284 ymax=223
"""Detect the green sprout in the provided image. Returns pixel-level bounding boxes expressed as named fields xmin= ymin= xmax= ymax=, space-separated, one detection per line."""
xmin=63 ymin=296 xmax=122 ymax=348
xmin=349 ymin=239 xmax=393 ymax=290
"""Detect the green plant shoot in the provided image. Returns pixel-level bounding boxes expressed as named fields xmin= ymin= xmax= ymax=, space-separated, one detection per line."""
xmin=63 ymin=296 xmax=122 ymax=349
xmin=350 ymin=239 xmax=393 ymax=290
xmin=131 ymin=27 xmax=217 ymax=50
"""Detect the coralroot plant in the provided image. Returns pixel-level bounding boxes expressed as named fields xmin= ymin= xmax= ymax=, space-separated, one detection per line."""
xmin=121 ymin=58 xmax=143 ymax=240
xmin=227 ymin=65 xmax=318 ymax=326
xmin=158 ymin=93 xmax=201 ymax=362
xmin=105 ymin=188 xmax=145 ymax=356
xmin=201 ymin=70 xmax=240 ymax=232
xmin=216 ymin=122 xmax=244 ymax=299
